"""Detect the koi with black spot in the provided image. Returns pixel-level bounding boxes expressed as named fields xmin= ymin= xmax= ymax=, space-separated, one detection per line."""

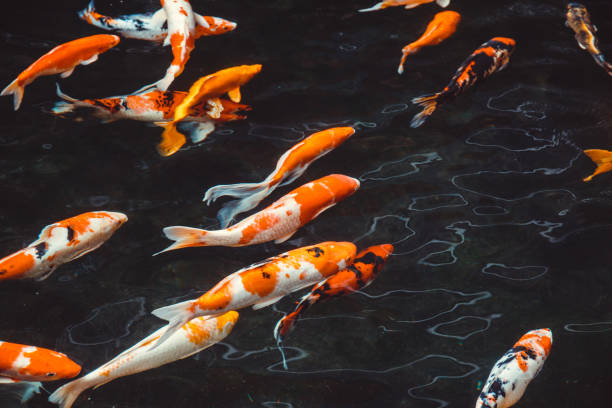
xmin=410 ymin=37 xmax=515 ymax=128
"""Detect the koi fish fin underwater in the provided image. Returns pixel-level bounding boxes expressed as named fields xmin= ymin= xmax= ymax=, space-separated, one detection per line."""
xmin=397 ymin=48 xmax=413 ymax=74
xmin=203 ymin=181 xmax=265 ymax=205
xmin=410 ymin=92 xmax=441 ymax=128
xmin=149 ymin=300 xmax=198 ymax=349
xmin=215 ymin=189 xmax=267 ymax=228
xmin=154 ymin=226 xmax=211 ymax=255
xmin=0 ymin=380 xmax=42 ymax=405
xmin=358 ymin=2 xmax=385 ymax=13
xmin=157 ymin=123 xmax=187 ymax=157
xmin=48 ymin=379 xmax=89 ymax=408
xmin=184 ymin=121 xmax=215 ymax=144
xmin=251 ymin=296 xmax=284 ymax=311
xmin=1 ymin=79 xmax=25 ymax=111
xmin=583 ymin=149 xmax=612 ymax=181
xmin=60 ymin=68 xmax=75 ymax=79
xmin=436 ymin=0 xmax=451 ymax=7
xmin=227 ymin=87 xmax=241 ymax=103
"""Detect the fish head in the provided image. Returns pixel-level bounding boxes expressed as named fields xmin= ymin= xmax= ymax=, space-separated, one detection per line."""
xmin=321 ymin=174 xmax=361 ymax=201
xmin=329 ymin=126 xmax=356 ymax=145
xmin=27 ymin=349 xmax=81 ymax=381
xmin=566 ymin=3 xmax=589 ymax=23
xmin=518 ymin=328 xmax=553 ymax=356
xmin=346 ymin=244 xmax=394 ymax=281
xmin=213 ymin=17 xmax=237 ymax=33
xmin=489 ymin=37 xmax=516 ymax=69
xmin=235 ymin=64 xmax=262 ymax=85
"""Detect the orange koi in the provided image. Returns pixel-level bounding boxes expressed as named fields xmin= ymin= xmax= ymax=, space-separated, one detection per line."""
xmin=359 ymin=0 xmax=450 ymax=12
xmin=155 ymin=174 xmax=360 ymax=254
xmin=582 ymin=149 xmax=612 ymax=181
xmin=398 ymin=11 xmax=460 ymax=74
xmin=151 ymin=242 xmax=357 ymax=348
xmin=1 ymin=34 xmax=119 ymax=110
xmin=566 ymin=3 xmax=612 ymax=77
xmin=0 ymin=211 xmax=127 ymax=281
xmin=476 ymin=329 xmax=552 ymax=408
xmin=0 ymin=341 xmax=80 ymax=383
xmin=410 ymin=37 xmax=515 ymax=128
xmin=204 ymin=126 xmax=355 ymax=227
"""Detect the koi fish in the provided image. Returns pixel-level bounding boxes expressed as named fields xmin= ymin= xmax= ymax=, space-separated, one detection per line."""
xmin=359 ymin=0 xmax=450 ymax=12
xmin=151 ymin=241 xmax=357 ymax=348
xmin=410 ymin=36 xmax=515 ymax=128
xmin=476 ymin=328 xmax=552 ymax=408
xmin=1 ymin=34 xmax=119 ymax=110
xmin=48 ymin=312 xmax=238 ymax=408
xmin=78 ymin=0 xmax=237 ymax=42
xmin=397 ymin=11 xmax=461 ymax=74
xmin=203 ymin=127 xmax=355 ymax=227
xmin=0 ymin=211 xmax=127 ymax=281
xmin=566 ymin=3 xmax=612 ymax=76
xmin=155 ymin=174 xmax=359 ymax=254
xmin=157 ymin=64 xmax=262 ymax=156
xmin=0 ymin=341 xmax=81 ymax=383
xmin=135 ymin=0 xmax=196 ymax=92
xmin=274 ymin=244 xmax=393 ymax=345
xmin=582 ymin=149 xmax=612 ymax=181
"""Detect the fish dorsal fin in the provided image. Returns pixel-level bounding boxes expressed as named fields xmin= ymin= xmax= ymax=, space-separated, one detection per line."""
xmin=80 ymin=54 xmax=99 ymax=65
xmin=252 ymin=296 xmax=284 ymax=310
xmin=227 ymin=87 xmax=241 ymax=103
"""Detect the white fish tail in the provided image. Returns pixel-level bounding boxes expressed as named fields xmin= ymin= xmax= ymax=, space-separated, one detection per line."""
xmin=1 ymin=79 xmax=25 ymax=111
xmin=410 ymin=92 xmax=441 ymax=128
xmin=51 ymin=83 xmax=85 ymax=114
xmin=436 ymin=0 xmax=451 ymax=7
xmin=150 ymin=300 xmax=197 ymax=349
xmin=358 ymin=2 xmax=384 ymax=12
xmin=154 ymin=226 xmax=237 ymax=254
xmin=215 ymin=186 xmax=273 ymax=228
xmin=48 ymin=378 xmax=93 ymax=408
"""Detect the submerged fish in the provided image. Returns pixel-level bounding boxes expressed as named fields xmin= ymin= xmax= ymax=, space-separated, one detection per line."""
xmin=0 ymin=211 xmax=127 ymax=281
xmin=79 ymin=0 xmax=236 ymax=42
xmin=476 ymin=328 xmax=552 ymax=408
xmin=1 ymin=34 xmax=119 ymax=110
xmin=203 ymin=126 xmax=355 ymax=227
xmin=155 ymin=174 xmax=359 ymax=253
xmin=0 ymin=341 xmax=81 ymax=383
xmin=359 ymin=0 xmax=450 ymax=12
xmin=398 ymin=11 xmax=461 ymax=74
xmin=48 ymin=312 xmax=238 ymax=408
xmin=151 ymin=242 xmax=357 ymax=348
xmin=410 ymin=37 xmax=515 ymax=128
xmin=274 ymin=244 xmax=393 ymax=345
xmin=566 ymin=3 xmax=612 ymax=76
xmin=582 ymin=149 xmax=612 ymax=181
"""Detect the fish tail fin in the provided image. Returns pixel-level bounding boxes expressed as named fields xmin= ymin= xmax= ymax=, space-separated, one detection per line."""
xmin=358 ymin=2 xmax=385 ymax=12
xmin=1 ymin=79 xmax=25 ymax=111
xmin=153 ymin=226 xmax=211 ymax=255
xmin=51 ymin=83 xmax=82 ymax=115
xmin=273 ymin=309 xmax=303 ymax=345
xmin=77 ymin=0 xmax=95 ymax=21
xmin=410 ymin=92 xmax=441 ymax=128
xmin=157 ymin=122 xmax=186 ymax=156
xmin=436 ymin=0 xmax=451 ymax=7
xmin=583 ymin=149 xmax=612 ymax=182
xmin=48 ymin=379 xmax=89 ymax=408
xmin=150 ymin=300 xmax=197 ymax=349
xmin=204 ymin=181 xmax=271 ymax=224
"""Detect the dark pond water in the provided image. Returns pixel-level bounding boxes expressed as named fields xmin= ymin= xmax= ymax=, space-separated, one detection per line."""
xmin=1 ymin=0 xmax=612 ymax=407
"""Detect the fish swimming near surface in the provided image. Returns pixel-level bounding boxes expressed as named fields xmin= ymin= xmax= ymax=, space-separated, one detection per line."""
xmin=397 ymin=10 xmax=461 ymax=74
xmin=566 ymin=3 xmax=612 ymax=76
xmin=1 ymin=34 xmax=119 ymax=110
xmin=582 ymin=149 xmax=612 ymax=181
xmin=151 ymin=242 xmax=357 ymax=348
xmin=274 ymin=244 xmax=393 ymax=349
xmin=203 ymin=127 xmax=356 ymax=227
xmin=48 ymin=312 xmax=238 ymax=408
xmin=0 ymin=211 xmax=127 ymax=281
xmin=410 ymin=36 xmax=515 ymax=128
xmin=475 ymin=328 xmax=552 ymax=408
xmin=135 ymin=0 xmax=196 ymax=92
xmin=79 ymin=0 xmax=236 ymax=42
xmin=359 ymin=0 xmax=450 ymax=13
xmin=156 ymin=64 xmax=262 ymax=155
xmin=155 ymin=174 xmax=360 ymax=254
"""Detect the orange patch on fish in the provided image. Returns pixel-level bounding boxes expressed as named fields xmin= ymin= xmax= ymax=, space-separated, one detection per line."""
xmin=196 ymin=281 xmax=233 ymax=311
xmin=240 ymin=264 xmax=280 ymax=297
xmin=0 ymin=250 xmax=36 ymax=279
xmin=237 ymin=213 xmax=281 ymax=244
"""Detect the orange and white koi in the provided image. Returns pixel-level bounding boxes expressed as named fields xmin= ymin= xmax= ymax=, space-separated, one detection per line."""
xmin=397 ymin=11 xmax=460 ymax=74
xmin=157 ymin=64 xmax=262 ymax=155
xmin=1 ymin=34 xmax=119 ymax=111
xmin=582 ymin=149 xmax=612 ymax=181
xmin=48 ymin=312 xmax=238 ymax=408
xmin=0 ymin=211 xmax=127 ymax=281
xmin=476 ymin=328 xmax=552 ymax=408
xmin=410 ymin=37 xmax=515 ymax=128
xmin=566 ymin=3 xmax=612 ymax=77
xmin=203 ymin=127 xmax=355 ymax=227
xmin=274 ymin=244 xmax=393 ymax=345
xmin=151 ymin=242 xmax=357 ymax=348
xmin=79 ymin=0 xmax=237 ymax=42
xmin=0 ymin=341 xmax=81 ymax=383
xmin=155 ymin=174 xmax=359 ymax=254
xmin=359 ymin=0 xmax=449 ymax=12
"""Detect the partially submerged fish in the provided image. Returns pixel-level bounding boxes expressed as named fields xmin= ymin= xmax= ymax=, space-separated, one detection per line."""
xmin=1 ymin=34 xmax=119 ymax=110
xmin=151 ymin=242 xmax=357 ymax=348
xmin=203 ymin=126 xmax=355 ymax=227
xmin=566 ymin=3 xmax=612 ymax=76
xmin=155 ymin=174 xmax=359 ymax=253
xmin=398 ymin=11 xmax=461 ymax=74
xmin=359 ymin=0 xmax=450 ymax=13
xmin=48 ymin=312 xmax=238 ymax=408
xmin=79 ymin=0 xmax=236 ymax=42
xmin=0 ymin=211 xmax=127 ymax=281
xmin=410 ymin=37 xmax=515 ymax=128
xmin=582 ymin=149 xmax=612 ymax=181
xmin=0 ymin=341 xmax=81 ymax=383
xmin=476 ymin=328 xmax=552 ymax=408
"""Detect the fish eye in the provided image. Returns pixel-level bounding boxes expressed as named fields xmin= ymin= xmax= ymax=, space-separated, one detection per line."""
xmin=46 ymin=372 xmax=56 ymax=377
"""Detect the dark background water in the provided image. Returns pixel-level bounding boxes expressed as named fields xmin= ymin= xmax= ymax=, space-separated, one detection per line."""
xmin=1 ymin=0 xmax=612 ymax=407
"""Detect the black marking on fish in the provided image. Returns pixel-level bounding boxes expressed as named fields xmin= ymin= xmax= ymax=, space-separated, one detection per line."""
xmin=262 ymin=271 xmax=271 ymax=279
xmin=134 ymin=19 xmax=145 ymax=31
xmin=34 ymin=242 xmax=48 ymax=259
xmin=489 ymin=378 xmax=506 ymax=398
xmin=162 ymin=21 xmax=168 ymax=30
xmin=66 ymin=226 xmax=75 ymax=242
xmin=307 ymin=247 xmax=324 ymax=257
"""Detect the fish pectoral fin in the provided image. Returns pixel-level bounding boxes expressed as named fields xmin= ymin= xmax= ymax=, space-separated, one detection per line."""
xmin=92 ymin=378 xmax=114 ymax=390
xmin=274 ymin=231 xmax=296 ymax=244
xmin=34 ymin=265 xmax=59 ymax=282
xmin=227 ymin=87 xmax=241 ymax=103
xmin=252 ymin=296 xmax=284 ymax=310
xmin=157 ymin=123 xmax=187 ymax=156
xmin=578 ymin=42 xmax=587 ymax=50
xmin=80 ymin=54 xmax=99 ymax=65
xmin=60 ymin=68 xmax=75 ymax=78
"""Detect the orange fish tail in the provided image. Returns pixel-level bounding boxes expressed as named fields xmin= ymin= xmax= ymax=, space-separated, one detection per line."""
xmin=157 ymin=122 xmax=187 ymax=156
xmin=583 ymin=149 xmax=612 ymax=182
xmin=410 ymin=92 xmax=441 ymax=128
xmin=154 ymin=226 xmax=210 ymax=255
xmin=1 ymin=79 xmax=25 ymax=111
